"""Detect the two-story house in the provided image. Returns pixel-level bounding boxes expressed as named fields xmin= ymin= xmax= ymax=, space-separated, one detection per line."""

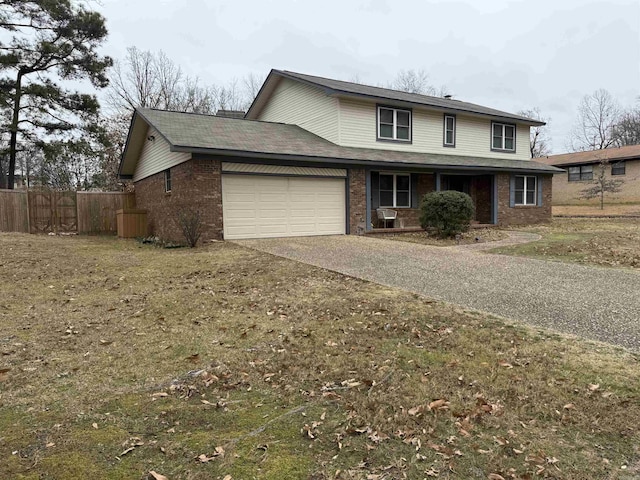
xmin=118 ymin=69 xmax=560 ymax=241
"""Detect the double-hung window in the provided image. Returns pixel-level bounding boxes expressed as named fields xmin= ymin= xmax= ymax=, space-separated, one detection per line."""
xmin=492 ymin=122 xmax=516 ymax=152
xmin=514 ymin=175 xmax=536 ymax=206
xmin=444 ymin=114 xmax=456 ymax=147
xmin=378 ymin=106 xmax=411 ymax=142
xmin=567 ymin=165 xmax=593 ymax=182
xmin=611 ymin=161 xmax=626 ymax=176
xmin=379 ymin=173 xmax=410 ymax=208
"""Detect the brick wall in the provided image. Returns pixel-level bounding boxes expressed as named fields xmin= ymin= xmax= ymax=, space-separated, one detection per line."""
xmin=496 ymin=173 xmax=552 ymax=226
xmin=349 ymin=168 xmax=366 ymax=234
xmin=134 ymin=158 xmax=223 ymax=243
xmin=551 ymin=159 xmax=640 ymax=205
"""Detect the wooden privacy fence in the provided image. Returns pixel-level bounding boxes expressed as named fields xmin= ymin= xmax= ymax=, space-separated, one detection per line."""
xmin=0 ymin=189 xmax=135 ymax=235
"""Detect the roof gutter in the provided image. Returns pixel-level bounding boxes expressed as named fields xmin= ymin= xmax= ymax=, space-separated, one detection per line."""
xmin=172 ymin=145 xmax=562 ymax=174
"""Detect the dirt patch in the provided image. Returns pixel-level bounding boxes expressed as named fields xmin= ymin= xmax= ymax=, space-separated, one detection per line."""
xmin=494 ymin=218 xmax=640 ymax=269
xmin=0 ymin=233 xmax=639 ymax=479
xmin=377 ymin=227 xmax=508 ymax=246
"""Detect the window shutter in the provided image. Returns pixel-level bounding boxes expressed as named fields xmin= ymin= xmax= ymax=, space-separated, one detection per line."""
xmin=411 ymin=173 xmax=419 ymax=208
xmin=371 ymin=172 xmax=380 ymax=210
xmin=537 ymin=176 xmax=543 ymax=206
xmin=509 ymin=175 xmax=515 ymax=208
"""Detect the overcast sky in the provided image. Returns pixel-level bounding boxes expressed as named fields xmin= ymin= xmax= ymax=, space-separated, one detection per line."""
xmin=97 ymin=0 xmax=640 ymax=154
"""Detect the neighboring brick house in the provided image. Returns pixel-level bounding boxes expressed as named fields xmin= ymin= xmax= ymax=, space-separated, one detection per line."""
xmin=119 ymin=69 xmax=560 ymax=242
xmin=537 ymin=145 xmax=640 ymax=205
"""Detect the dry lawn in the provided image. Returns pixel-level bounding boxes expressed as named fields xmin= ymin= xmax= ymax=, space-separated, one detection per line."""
xmin=0 ymin=233 xmax=639 ymax=479
xmin=377 ymin=228 xmax=507 ymax=246
xmin=553 ymin=204 xmax=640 ymax=217
xmin=495 ymin=218 xmax=640 ymax=269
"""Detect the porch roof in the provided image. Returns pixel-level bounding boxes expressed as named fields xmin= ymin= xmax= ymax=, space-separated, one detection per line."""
xmin=120 ymin=108 xmax=563 ymax=178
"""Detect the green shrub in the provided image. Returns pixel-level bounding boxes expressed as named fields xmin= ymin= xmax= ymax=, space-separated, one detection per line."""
xmin=420 ymin=190 xmax=475 ymax=237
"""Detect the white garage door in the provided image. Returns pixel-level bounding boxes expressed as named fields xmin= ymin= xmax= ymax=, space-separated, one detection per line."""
xmin=222 ymin=175 xmax=346 ymax=239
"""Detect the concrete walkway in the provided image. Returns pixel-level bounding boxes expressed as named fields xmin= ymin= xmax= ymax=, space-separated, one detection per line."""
xmin=236 ymin=234 xmax=640 ymax=351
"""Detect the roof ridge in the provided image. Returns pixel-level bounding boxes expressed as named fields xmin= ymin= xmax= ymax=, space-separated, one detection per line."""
xmin=139 ymin=107 xmax=294 ymax=126
xmin=280 ymin=69 xmax=449 ymax=103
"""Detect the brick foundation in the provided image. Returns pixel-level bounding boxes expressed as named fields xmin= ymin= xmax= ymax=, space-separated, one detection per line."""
xmin=134 ymin=158 xmax=223 ymax=243
xmin=496 ymin=173 xmax=552 ymax=226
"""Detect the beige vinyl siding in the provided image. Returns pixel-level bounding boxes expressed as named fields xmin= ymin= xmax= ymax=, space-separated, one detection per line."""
xmin=338 ymin=98 xmax=532 ymax=161
xmin=257 ymin=78 xmax=340 ymax=144
xmin=132 ymin=126 xmax=191 ymax=182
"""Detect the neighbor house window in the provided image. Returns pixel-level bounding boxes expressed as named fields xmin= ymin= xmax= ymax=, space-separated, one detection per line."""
xmin=164 ymin=169 xmax=172 ymax=192
xmin=515 ymin=175 xmax=536 ymax=206
xmin=379 ymin=173 xmax=410 ymax=207
xmin=567 ymin=165 xmax=593 ymax=182
xmin=491 ymin=122 xmax=516 ymax=151
xmin=444 ymin=114 xmax=456 ymax=147
xmin=378 ymin=106 xmax=411 ymax=142
xmin=612 ymin=161 xmax=626 ymax=176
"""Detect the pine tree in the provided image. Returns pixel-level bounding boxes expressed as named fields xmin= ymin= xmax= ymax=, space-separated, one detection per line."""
xmin=0 ymin=0 xmax=112 ymax=189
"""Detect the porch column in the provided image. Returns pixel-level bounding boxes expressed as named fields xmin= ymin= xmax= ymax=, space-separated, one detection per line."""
xmin=435 ymin=172 xmax=441 ymax=191
xmin=365 ymin=170 xmax=372 ymax=232
xmin=492 ymin=174 xmax=498 ymax=225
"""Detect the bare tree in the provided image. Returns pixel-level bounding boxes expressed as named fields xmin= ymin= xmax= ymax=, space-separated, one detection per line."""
xmin=613 ymin=105 xmax=640 ymax=146
xmin=579 ymin=156 xmax=623 ymax=210
xmin=107 ymin=46 xmax=217 ymax=115
xmin=518 ymin=108 xmax=551 ymax=157
xmin=389 ymin=69 xmax=449 ymax=97
xmin=242 ymin=72 xmax=266 ymax=109
xmin=569 ymin=89 xmax=620 ymax=151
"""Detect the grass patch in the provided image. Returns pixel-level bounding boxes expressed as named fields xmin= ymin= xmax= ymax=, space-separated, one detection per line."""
xmin=0 ymin=232 xmax=639 ymax=478
xmin=493 ymin=218 xmax=640 ymax=268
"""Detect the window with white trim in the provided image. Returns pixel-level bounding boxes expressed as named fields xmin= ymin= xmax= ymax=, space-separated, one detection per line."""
xmin=515 ymin=175 xmax=536 ymax=206
xmin=379 ymin=173 xmax=411 ymax=207
xmin=164 ymin=169 xmax=172 ymax=193
xmin=444 ymin=114 xmax=456 ymax=147
xmin=567 ymin=165 xmax=593 ymax=182
xmin=378 ymin=106 xmax=411 ymax=142
xmin=492 ymin=122 xmax=516 ymax=151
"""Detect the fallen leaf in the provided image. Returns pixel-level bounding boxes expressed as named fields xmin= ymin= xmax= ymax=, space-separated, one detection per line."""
xmin=563 ymin=403 xmax=575 ymax=410
xmin=151 ymin=392 xmax=168 ymax=398
xmin=186 ymin=353 xmax=200 ymax=363
xmin=120 ymin=446 xmax=135 ymax=456
xmin=0 ymin=367 xmax=10 ymax=382
xmin=92 ymin=423 xmax=98 ymax=429
xmin=588 ymin=383 xmax=600 ymax=391
xmin=46 ymin=442 xmax=55 ymax=448
xmin=498 ymin=360 xmax=513 ymax=369
xmin=488 ymin=474 xmax=505 ymax=480
xmin=149 ymin=472 xmax=168 ymax=480
xmin=428 ymin=399 xmax=448 ymax=411
xmin=223 ymin=476 xmax=232 ymax=480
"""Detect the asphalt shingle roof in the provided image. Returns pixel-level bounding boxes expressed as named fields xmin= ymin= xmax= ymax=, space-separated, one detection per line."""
xmin=536 ymin=144 xmax=640 ymax=166
xmin=135 ymin=108 xmax=560 ymax=174
xmin=274 ymin=70 xmax=545 ymax=126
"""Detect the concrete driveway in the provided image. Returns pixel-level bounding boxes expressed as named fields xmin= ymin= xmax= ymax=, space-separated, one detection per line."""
xmin=236 ymin=234 xmax=640 ymax=351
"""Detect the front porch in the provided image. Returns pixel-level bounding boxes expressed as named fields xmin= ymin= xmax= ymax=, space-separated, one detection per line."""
xmin=365 ymin=170 xmax=497 ymax=232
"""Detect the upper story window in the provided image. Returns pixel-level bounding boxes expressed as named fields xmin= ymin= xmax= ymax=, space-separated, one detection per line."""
xmin=515 ymin=175 xmax=537 ymax=206
xmin=612 ymin=161 xmax=626 ymax=176
xmin=568 ymin=165 xmax=593 ymax=182
xmin=491 ymin=122 xmax=516 ymax=152
xmin=377 ymin=106 xmax=411 ymax=142
xmin=164 ymin=168 xmax=172 ymax=193
xmin=443 ymin=114 xmax=456 ymax=147
xmin=379 ymin=173 xmax=410 ymax=207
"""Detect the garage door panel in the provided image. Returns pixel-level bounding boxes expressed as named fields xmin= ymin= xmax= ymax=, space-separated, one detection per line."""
xmin=223 ymin=174 xmax=346 ymax=239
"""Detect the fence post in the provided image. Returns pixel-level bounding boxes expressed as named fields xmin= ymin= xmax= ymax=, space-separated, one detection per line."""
xmin=25 ymin=187 xmax=31 ymax=233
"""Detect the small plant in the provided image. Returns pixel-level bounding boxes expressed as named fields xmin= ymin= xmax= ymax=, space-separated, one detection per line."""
xmin=175 ymin=206 xmax=204 ymax=247
xmin=420 ymin=190 xmax=475 ymax=237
